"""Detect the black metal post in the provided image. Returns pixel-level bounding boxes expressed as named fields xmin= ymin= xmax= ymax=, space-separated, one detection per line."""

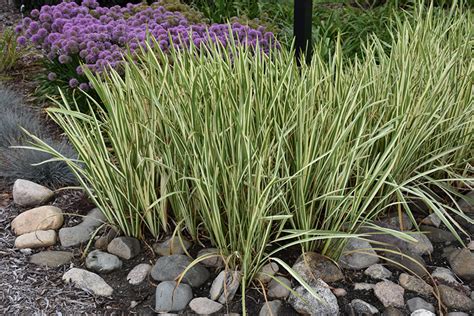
xmin=294 ymin=0 xmax=313 ymax=65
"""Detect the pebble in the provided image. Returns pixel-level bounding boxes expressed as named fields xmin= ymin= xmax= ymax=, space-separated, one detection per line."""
xmin=364 ymin=264 xmax=392 ymax=280
xmin=378 ymin=212 xmax=413 ymax=230
xmin=197 ymin=248 xmax=224 ymax=268
xmin=107 ymin=236 xmax=140 ymax=259
xmin=384 ymin=251 xmax=428 ymax=277
xmin=85 ymin=250 xmax=122 ymax=273
xmin=259 ymin=300 xmax=282 ymax=316
xmin=438 ymin=284 xmax=474 ymax=311
xmin=432 ymin=267 xmax=460 ymax=285
xmin=288 ymin=278 xmax=339 ymax=315
xmin=420 ymin=213 xmax=441 ymax=227
xmin=454 ymin=191 xmax=474 ymax=234
xmin=189 ymin=297 xmax=223 ymax=315
xmin=447 ymin=248 xmax=474 ymax=281
xmin=267 ymin=276 xmax=291 ymax=298
xmin=332 ymin=288 xmax=347 ymax=297
xmin=405 ymin=233 xmax=433 ymax=256
xmin=155 ymin=281 xmax=192 ymax=313
xmin=468 ymin=241 xmax=474 ymax=251
xmin=255 ymin=262 xmax=279 ymax=283
xmin=354 ymin=282 xmax=375 ymax=291
xmin=374 ymin=280 xmax=405 ymax=308
xmin=420 ymin=225 xmax=456 ymax=243
xmin=406 ymin=297 xmax=435 ymax=313
xmin=338 ymin=238 xmax=379 ymax=270
xmin=446 ymin=313 xmax=469 ymax=316
xmin=59 ymin=208 xmax=106 ymax=247
xmin=15 ymin=230 xmax=56 ymax=248
xmin=94 ymin=226 xmax=120 ymax=250
xmin=11 ymin=206 xmax=63 ymax=235
xmin=398 ymin=273 xmax=433 ymax=296
xmin=127 ymin=263 xmax=152 ymax=285
xmin=293 ymin=252 xmax=344 ymax=283
xmin=382 ymin=307 xmax=405 ymax=316
xmin=13 ymin=179 xmax=54 ymax=207
xmin=411 ymin=310 xmax=435 ymax=316
xmin=63 ymin=268 xmax=113 ymax=296
xmin=151 ymin=254 xmax=210 ymax=287
xmin=210 ymin=270 xmax=241 ymax=304
xmin=29 ymin=251 xmax=73 ymax=268
xmin=153 ymin=236 xmax=192 ymax=256
xmin=351 ymin=299 xmax=379 ymax=315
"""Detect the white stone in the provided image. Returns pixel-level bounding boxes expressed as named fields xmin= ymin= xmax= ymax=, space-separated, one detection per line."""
xmin=189 ymin=297 xmax=223 ymax=315
xmin=15 ymin=230 xmax=56 ymax=248
xmin=127 ymin=263 xmax=152 ymax=285
xmin=63 ymin=268 xmax=113 ymax=296
xmin=13 ymin=179 xmax=54 ymax=207
xmin=364 ymin=264 xmax=392 ymax=280
xmin=210 ymin=270 xmax=241 ymax=304
xmin=267 ymin=276 xmax=291 ymax=299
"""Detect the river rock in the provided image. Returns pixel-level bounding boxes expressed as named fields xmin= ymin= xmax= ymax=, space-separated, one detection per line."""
xmin=293 ymin=252 xmax=344 ymax=283
xmin=432 ymin=267 xmax=460 ymax=286
xmin=454 ymin=191 xmax=474 ymax=234
xmin=354 ymin=282 xmax=376 ymax=291
xmin=95 ymin=226 xmax=120 ymax=250
xmin=29 ymin=251 xmax=73 ymax=268
xmin=63 ymin=268 xmax=113 ymax=296
xmin=11 ymin=206 xmax=63 ymax=235
xmin=13 ymin=179 xmax=54 ymax=207
xmin=382 ymin=307 xmax=405 ymax=316
xmin=151 ymin=254 xmax=209 ymax=287
xmin=268 ymin=276 xmax=291 ymax=299
xmin=59 ymin=208 xmax=106 ymax=247
xmin=377 ymin=213 xmax=413 ymax=230
xmin=289 ymin=278 xmax=339 ymax=315
xmin=405 ymin=233 xmax=433 ymax=256
xmin=447 ymin=248 xmax=474 ymax=281
xmin=197 ymin=248 xmax=224 ymax=268
xmin=420 ymin=225 xmax=456 ymax=243
xmin=210 ymin=270 xmax=241 ymax=304
xmin=420 ymin=213 xmax=441 ymax=227
xmin=399 ymin=273 xmax=433 ymax=296
xmin=374 ymin=280 xmax=405 ymax=308
xmin=364 ymin=264 xmax=392 ymax=280
xmin=107 ymin=237 xmax=140 ymax=259
xmin=351 ymin=299 xmax=379 ymax=315
xmin=384 ymin=251 xmax=427 ymax=277
xmin=15 ymin=230 xmax=56 ymax=248
xmin=438 ymin=284 xmax=474 ymax=311
xmin=259 ymin=300 xmax=282 ymax=316
xmin=153 ymin=236 xmax=192 ymax=256
xmin=189 ymin=297 xmax=223 ymax=315
xmin=155 ymin=281 xmax=192 ymax=313
xmin=406 ymin=297 xmax=435 ymax=313
xmin=127 ymin=263 xmax=152 ymax=285
xmin=411 ymin=310 xmax=435 ymax=316
xmin=256 ymin=262 xmax=279 ymax=283
xmin=339 ymin=238 xmax=379 ymax=270
xmin=85 ymin=250 xmax=122 ymax=273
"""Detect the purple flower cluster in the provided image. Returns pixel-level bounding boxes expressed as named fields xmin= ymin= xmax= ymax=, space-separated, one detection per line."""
xmin=16 ymin=0 xmax=278 ymax=88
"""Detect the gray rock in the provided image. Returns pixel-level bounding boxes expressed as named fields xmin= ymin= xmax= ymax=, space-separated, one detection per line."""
xmin=29 ymin=251 xmax=73 ymax=268
xmin=446 ymin=313 xmax=469 ymax=316
xmin=13 ymin=179 xmax=54 ymax=207
xmin=398 ymin=273 xmax=433 ymax=296
xmin=406 ymin=297 xmax=435 ymax=313
xmin=447 ymin=248 xmax=474 ymax=281
xmin=364 ymin=264 xmax=392 ymax=280
xmin=15 ymin=230 xmax=56 ymax=248
xmin=189 ymin=297 xmax=223 ymax=315
xmin=256 ymin=262 xmax=279 ymax=283
xmin=468 ymin=241 xmax=474 ymax=251
xmin=59 ymin=208 xmax=106 ymax=247
xmin=382 ymin=307 xmax=405 ymax=316
xmin=94 ymin=226 xmax=120 ymax=250
xmin=351 ymin=299 xmax=379 ymax=315
xmin=151 ymin=254 xmax=209 ymax=287
xmin=259 ymin=300 xmax=282 ymax=316
xmin=432 ymin=267 xmax=460 ymax=286
xmin=293 ymin=252 xmax=344 ymax=283
xmin=411 ymin=310 xmax=435 ymax=316
xmin=354 ymin=282 xmax=376 ymax=291
xmin=384 ymin=251 xmax=428 ymax=277
xmin=155 ymin=281 xmax=192 ymax=313
xmin=420 ymin=213 xmax=441 ymax=227
xmin=454 ymin=191 xmax=474 ymax=234
xmin=85 ymin=250 xmax=122 ymax=273
xmin=374 ymin=280 xmax=405 ymax=308
xmin=339 ymin=238 xmax=379 ymax=270
xmin=438 ymin=284 xmax=474 ymax=311
xmin=11 ymin=206 xmax=63 ymax=236
xmin=267 ymin=276 xmax=291 ymax=299
xmin=107 ymin=237 xmax=140 ymax=259
xmin=197 ymin=248 xmax=224 ymax=268
xmin=420 ymin=225 xmax=456 ymax=243
xmin=127 ymin=263 xmax=152 ymax=285
xmin=288 ymin=278 xmax=339 ymax=315
xmin=405 ymin=233 xmax=433 ymax=256
xmin=377 ymin=213 xmax=413 ymax=231
xmin=153 ymin=236 xmax=192 ymax=256
xmin=210 ymin=270 xmax=241 ymax=304
xmin=63 ymin=268 xmax=113 ymax=296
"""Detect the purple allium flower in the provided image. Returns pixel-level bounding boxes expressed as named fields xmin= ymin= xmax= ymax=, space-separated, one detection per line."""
xmin=69 ymin=78 xmax=79 ymax=88
xmin=30 ymin=9 xmax=40 ymax=18
xmin=58 ymin=54 xmax=72 ymax=64
xmin=79 ymin=82 xmax=89 ymax=90
xmin=17 ymin=36 xmax=27 ymax=46
xmin=47 ymin=72 xmax=57 ymax=81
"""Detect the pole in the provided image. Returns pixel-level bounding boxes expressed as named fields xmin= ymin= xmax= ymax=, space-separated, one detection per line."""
xmin=294 ymin=0 xmax=313 ymax=65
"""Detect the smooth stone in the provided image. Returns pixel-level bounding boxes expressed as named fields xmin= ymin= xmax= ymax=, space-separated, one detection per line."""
xmin=468 ymin=241 xmax=474 ymax=251
xmin=420 ymin=213 xmax=441 ymax=227
xmin=338 ymin=238 xmax=379 ymax=270
xmin=210 ymin=270 xmax=241 ymax=304
xmin=293 ymin=252 xmax=344 ymax=283
xmin=267 ymin=276 xmax=291 ymax=299
xmin=155 ymin=281 xmax=192 ymax=313
xmin=255 ymin=262 xmax=279 ymax=283
xmin=13 ymin=179 xmax=54 ymax=207
xmin=447 ymin=248 xmax=474 ymax=281
xmin=382 ymin=307 xmax=405 ymax=316
xmin=420 ymin=225 xmax=456 ymax=243
xmin=15 ymin=230 xmax=56 ymax=248
xmin=332 ymin=288 xmax=347 ymax=297
xmin=446 ymin=313 xmax=469 ymax=316
xmin=59 ymin=208 xmax=106 ymax=247
xmin=11 ymin=206 xmax=63 ymax=236
xmin=377 ymin=213 xmax=413 ymax=230
xmin=399 ymin=273 xmax=433 ymax=296
xmin=411 ymin=310 xmax=435 ymax=316
xmin=197 ymin=248 xmax=224 ymax=268
xmin=374 ymin=280 xmax=405 ymax=308
xmin=405 ymin=233 xmax=433 ymax=256
xmin=354 ymin=282 xmax=375 ymax=291
xmin=259 ymin=300 xmax=282 ymax=316
xmin=438 ymin=284 xmax=474 ymax=311
xmin=432 ymin=267 xmax=460 ymax=286
xmin=364 ymin=264 xmax=392 ymax=280
xmin=107 ymin=236 xmax=140 ymax=259
xmin=351 ymin=299 xmax=379 ymax=315
xmin=153 ymin=236 xmax=192 ymax=256
xmin=406 ymin=297 xmax=435 ymax=313
xmin=151 ymin=254 xmax=209 ymax=287
xmin=288 ymin=278 xmax=339 ymax=315
xmin=85 ymin=250 xmax=122 ymax=273
xmin=29 ymin=251 xmax=73 ymax=268
xmin=384 ymin=251 xmax=428 ymax=277
xmin=454 ymin=191 xmax=474 ymax=234
xmin=189 ymin=297 xmax=223 ymax=315
xmin=127 ymin=263 xmax=152 ymax=285
xmin=63 ymin=268 xmax=113 ymax=296
xmin=94 ymin=226 xmax=120 ymax=250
